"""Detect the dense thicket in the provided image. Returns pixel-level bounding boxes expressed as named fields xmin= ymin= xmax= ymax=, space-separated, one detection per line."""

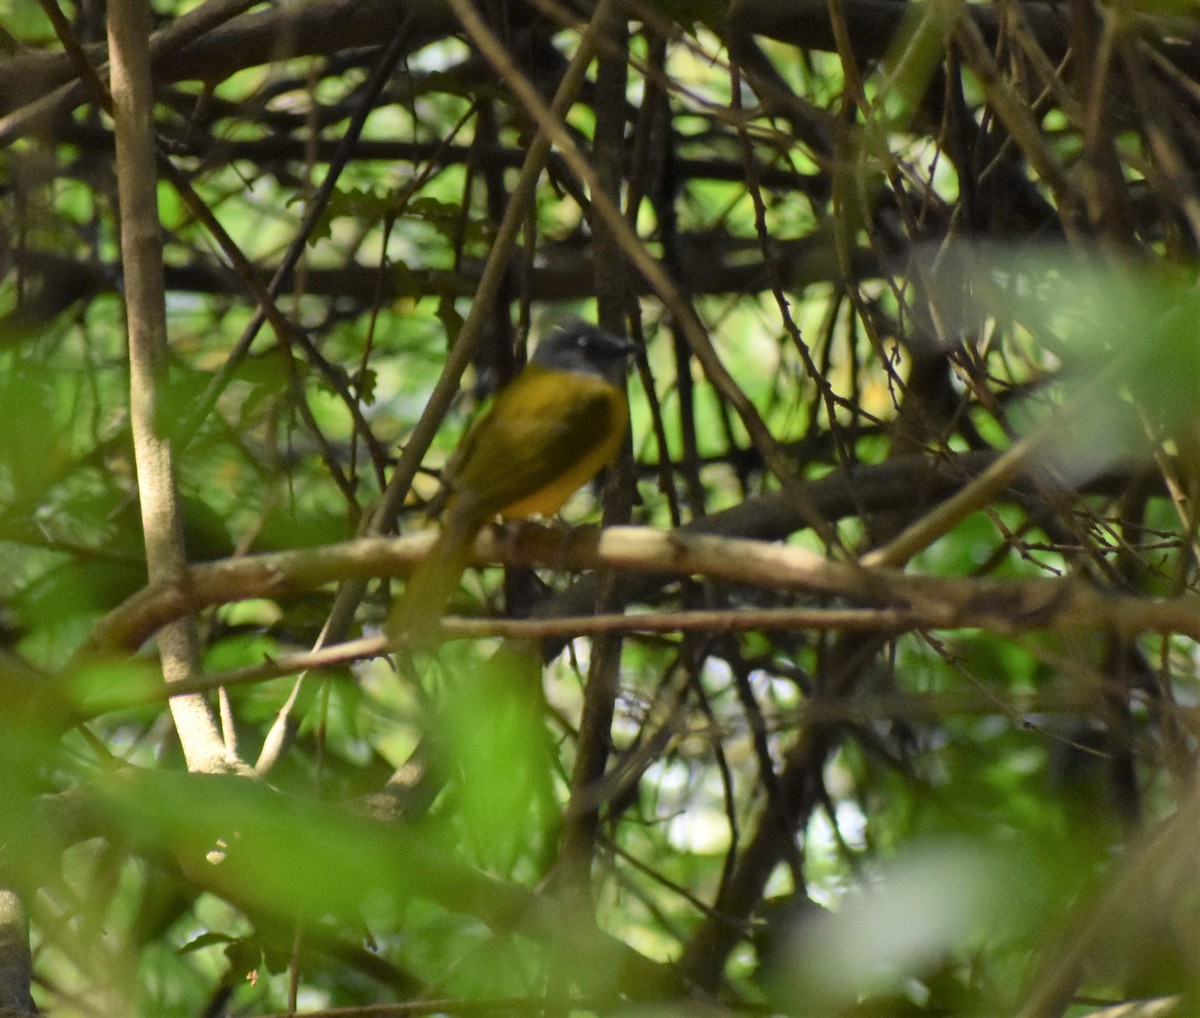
xmin=4 ymin=1 xmax=1200 ymax=1015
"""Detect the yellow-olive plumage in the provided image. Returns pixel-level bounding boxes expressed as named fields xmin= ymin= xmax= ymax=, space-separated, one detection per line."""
xmin=389 ymin=322 xmax=635 ymax=644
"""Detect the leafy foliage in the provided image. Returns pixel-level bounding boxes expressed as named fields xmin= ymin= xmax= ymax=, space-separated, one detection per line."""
xmin=4 ymin=0 xmax=1200 ymax=1016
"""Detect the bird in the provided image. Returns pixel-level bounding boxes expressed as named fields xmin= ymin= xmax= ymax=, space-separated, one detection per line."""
xmin=388 ymin=320 xmax=636 ymax=645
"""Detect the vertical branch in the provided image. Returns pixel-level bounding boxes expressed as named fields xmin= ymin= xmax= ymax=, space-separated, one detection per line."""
xmin=107 ymin=0 xmax=233 ymax=773
xmin=555 ymin=0 xmax=631 ymax=895
xmin=0 ymin=890 xmax=34 ymax=1015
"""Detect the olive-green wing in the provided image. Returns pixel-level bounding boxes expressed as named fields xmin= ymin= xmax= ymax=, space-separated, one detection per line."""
xmin=390 ymin=368 xmax=626 ymax=646
xmin=446 ymin=368 xmax=625 ymax=524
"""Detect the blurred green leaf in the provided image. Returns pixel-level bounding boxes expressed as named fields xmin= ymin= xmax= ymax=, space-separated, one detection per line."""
xmin=764 ymin=839 xmax=1038 ymax=1014
xmin=435 ymin=642 xmax=556 ymax=874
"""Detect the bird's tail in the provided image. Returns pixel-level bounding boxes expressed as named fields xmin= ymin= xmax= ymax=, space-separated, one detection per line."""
xmin=387 ymin=514 xmax=480 ymax=648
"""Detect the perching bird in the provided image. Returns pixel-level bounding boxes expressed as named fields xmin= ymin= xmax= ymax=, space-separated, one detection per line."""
xmin=388 ymin=320 xmax=636 ymax=644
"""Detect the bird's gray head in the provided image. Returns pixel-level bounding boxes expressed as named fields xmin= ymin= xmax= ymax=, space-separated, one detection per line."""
xmin=531 ymin=320 xmax=636 ymax=385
